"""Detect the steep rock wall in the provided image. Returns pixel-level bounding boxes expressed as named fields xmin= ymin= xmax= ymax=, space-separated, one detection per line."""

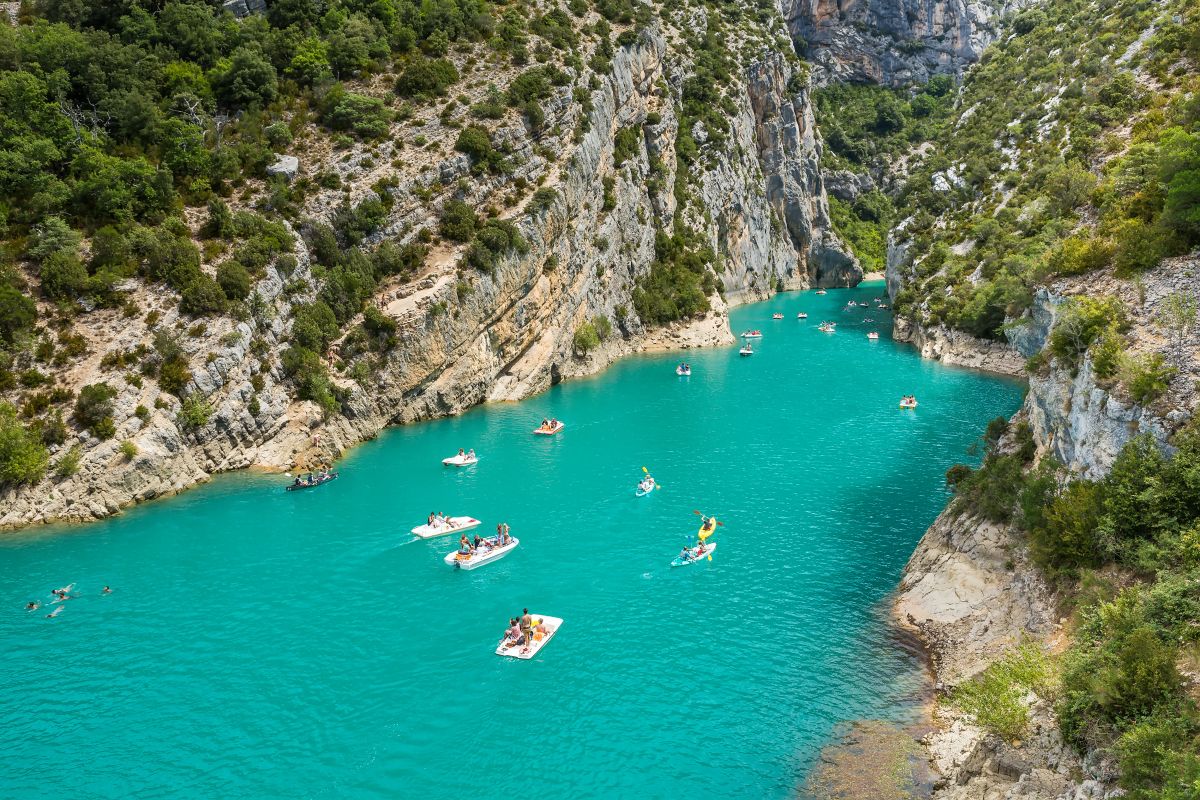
xmin=0 ymin=31 xmax=847 ymax=530
xmin=782 ymin=0 xmax=1029 ymax=86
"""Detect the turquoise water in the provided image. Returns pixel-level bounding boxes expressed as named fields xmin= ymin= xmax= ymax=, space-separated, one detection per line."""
xmin=0 ymin=285 xmax=1024 ymax=799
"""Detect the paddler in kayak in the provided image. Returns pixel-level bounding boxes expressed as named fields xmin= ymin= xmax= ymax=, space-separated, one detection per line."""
xmin=638 ymin=474 xmax=655 ymax=493
xmin=699 ymin=516 xmax=716 ymax=537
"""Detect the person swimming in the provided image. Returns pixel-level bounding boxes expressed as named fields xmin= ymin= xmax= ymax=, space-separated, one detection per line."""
xmin=102 ymin=586 xmax=112 ymax=595
xmin=26 ymin=601 xmax=39 ymax=611
xmin=46 ymin=606 xmax=63 ymax=619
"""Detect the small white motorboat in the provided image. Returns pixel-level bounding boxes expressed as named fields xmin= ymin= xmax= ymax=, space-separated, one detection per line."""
xmin=445 ymin=536 xmax=519 ymax=569
xmin=818 ymin=322 xmax=836 ymax=333
xmin=533 ymin=421 xmax=565 ymax=435
xmin=815 ymin=289 xmax=827 ymax=295
xmin=739 ymin=344 xmax=754 ymax=356
xmin=411 ymin=516 xmax=482 ymax=538
xmin=797 ymin=312 xmax=808 ymax=319
xmin=772 ymin=313 xmax=784 ymax=320
xmin=867 ymin=332 xmax=880 ymax=340
xmin=496 ymin=615 xmax=562 ymax=659
xmin=740 ymin=330 xmax=763 ymax=339
xmin=671 ymin=542 xmax=717 ymax=567
xmin=442 ymin=453 xmax=478 ymax=467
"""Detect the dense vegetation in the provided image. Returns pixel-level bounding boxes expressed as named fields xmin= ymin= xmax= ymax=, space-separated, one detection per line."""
xmin=890 ymin=0 xmax=1199 ymax=340
xmin=948 ymin=419 xmax=1200 ymax=796
xmin=812 ymin=79 xmax=953 ymax=272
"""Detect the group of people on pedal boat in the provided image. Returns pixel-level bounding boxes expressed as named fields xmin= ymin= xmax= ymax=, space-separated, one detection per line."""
xmin=458 ymin=523 xmax=513 ymax=556
xmin=454 ymin=448 xmax=477 ymax=459
xmin=900 ymin=394 xmax=918 ymax=407
xmin=536 ymin=418 xmax=561 ymax=432
xmin=500 ymin=608 xmax=546 ymax=654
xmin=426 ymin=511 xmax=466 ymax=530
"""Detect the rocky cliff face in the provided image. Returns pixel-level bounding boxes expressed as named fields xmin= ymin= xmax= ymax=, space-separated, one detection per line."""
xmin=0 ymin=24 xmax=852 ymax=529
xmin=782 ymin=0 xmax=1028 ymax=86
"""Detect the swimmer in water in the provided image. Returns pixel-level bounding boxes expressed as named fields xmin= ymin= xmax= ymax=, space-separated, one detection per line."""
xmin=26 ymin=601 xmax=40 ymax=611
xmin=46 ymin=606 xmax=63 ymax=619
xmin=102 ymin=586 xmax=112 ymax=595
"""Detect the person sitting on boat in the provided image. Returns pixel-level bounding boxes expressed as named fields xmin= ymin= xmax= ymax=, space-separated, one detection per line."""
xmin=700 ymin=516 xmax=715 ymax=535
xmin=459 ymin=534 xmax=473 ymax=555
xmin=457 ymin=448 xmax=465 ymax=458
xmin=504 ymin=618 xmax=524 ymax=647
xmin=472 ymin=534 xmax=488 ymax=551
xmin=679 ymin=546 xmax=693 ymax=561
xmin=467 ymin=448 xmax=476 ymax=460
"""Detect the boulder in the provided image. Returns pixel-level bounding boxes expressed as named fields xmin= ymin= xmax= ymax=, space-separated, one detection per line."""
xmin=266 ymin=154 xmax=299 ymax=182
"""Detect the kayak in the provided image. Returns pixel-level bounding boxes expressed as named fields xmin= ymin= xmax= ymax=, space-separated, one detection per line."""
xmin=445 ymin=536 xmax=519 ymax=570
xmin=411 ymin=516 xmax=482 ymax=538
xmin=442 ymin=453 xmax=479 ymax=466
xmin=496 ymin=615 xmax=562 ymax=659
xmin=698 ymin=515 xmax=719 ymax=539
xmin=286 ymin=472 xmax=338 ymax=491
xmin=533 ymin=422 xmax=564 ymax=435
xmin=671 ymin=542 xmax=718 ymax=567
xmin=635 ymin=480 xmax=656 ymax=497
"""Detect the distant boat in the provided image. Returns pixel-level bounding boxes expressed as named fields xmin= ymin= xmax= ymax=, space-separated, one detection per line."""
xmin=533 ymin=421 xmax=565 ymax=435
xmin=815 ymin=289 xmax=827 ymax=295
xmin=772 ymin=313 xmax=784 ymax=320
xmin=739 ymin=343 xmax=754 ymax=356
xmin=676 ymin=364 xmax=691 ymax=376
xmin=797 ymin=312 xmax=808 ymax=319
xmin=741 ymin=330 xmax=762 ymax=339
xmin=445 ymin=536 xmax=519 ymax=570
xmin=867 ymin=332 xmax=880 ymax=340
xmin=286 ymin=472 xmax=338 ymax=491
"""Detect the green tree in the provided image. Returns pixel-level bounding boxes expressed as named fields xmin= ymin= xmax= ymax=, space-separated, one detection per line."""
xmin=0 ymin=402 xmax=48 ymax=486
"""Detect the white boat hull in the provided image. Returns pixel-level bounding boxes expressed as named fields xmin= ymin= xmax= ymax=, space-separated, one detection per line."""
xmin=444 ymin=537 xmax=519 ymax=570
xmin=411 ymin=517 xmax=482 ymax=539
xmin=671 ymin=542 xmax=717 ymax=567
xmin=533 ymin=423 xmax=564 ymax=435
xmin=442 ymin=455 xmax=479 ymax=466
xmin=495 ymin=615 xmax=562 ymax=659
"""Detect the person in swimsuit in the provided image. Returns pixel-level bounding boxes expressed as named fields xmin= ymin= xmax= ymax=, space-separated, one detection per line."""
xmin=520 ymin=609 xmax=533 ymax=650
xmin=102 ymin=586 xmax=112 ymax=595
xmin=459 ymin=534 xmax=472 ymax=555
xmin=26 ymin=601 xmax=39 ymax=611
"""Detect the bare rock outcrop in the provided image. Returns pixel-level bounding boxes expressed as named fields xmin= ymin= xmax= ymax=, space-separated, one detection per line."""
xmin=783 ymin=0 xmax=1033 ymax=86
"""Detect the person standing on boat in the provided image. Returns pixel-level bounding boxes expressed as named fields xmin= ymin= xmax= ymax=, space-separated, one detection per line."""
xmin=520 ymin=609 xmax=533 ymax=646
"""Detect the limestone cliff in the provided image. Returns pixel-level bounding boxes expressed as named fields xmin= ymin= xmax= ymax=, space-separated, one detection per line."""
xmin=0 ymin=20 xmax=853 ymax=529
xmin=782 ymin=0 xmax=1028 ymax=86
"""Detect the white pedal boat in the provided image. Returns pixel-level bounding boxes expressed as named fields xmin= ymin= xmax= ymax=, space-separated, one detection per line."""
xmin=496 ymin=615 xmax=562 ymax=659
xmin=533 ymin=422 xmax=564 ymax=435
xmin=442 ymin=453 xmax=479 ymax=467
xmin=671 ymin=542 xmax=717 ymax=567
xmin=411 ymin=516 xmax=482 ymax=538
xmin=739 ymin=345 xmax=753 ymax=356
xmin=797 ymin=312 xmax=808 ymax=319
xmin=445 ymin=537 xmax=519 ymax=569
xmin=676 ymin=365 xmax=691 ymax=376
xmin=867 ymin=332 xmax=880 ymax=340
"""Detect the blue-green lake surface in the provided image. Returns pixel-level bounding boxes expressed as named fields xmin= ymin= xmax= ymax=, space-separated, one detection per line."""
xmin=0 ymin=285 xmax=1024 ymax=798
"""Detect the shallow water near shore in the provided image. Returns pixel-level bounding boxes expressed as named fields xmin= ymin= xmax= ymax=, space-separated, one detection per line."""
xmin=0 ymin=284 xmax=1023 ymax=799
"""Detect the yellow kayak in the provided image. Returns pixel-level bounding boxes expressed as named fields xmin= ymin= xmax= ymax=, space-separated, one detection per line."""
xmin=698 ymin=516 xmax=718 ymax=540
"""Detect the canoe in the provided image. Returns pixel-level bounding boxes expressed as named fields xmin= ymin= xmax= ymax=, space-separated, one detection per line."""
xmin=442 ymin=454 xmax=479 ymax=467
xmin=411 ymin=516 xmax=482 ymax=539
xmin=286 ymin=472 xmax=338 ymax=491
xmin=533 ymin=422 xmax=565 ymax=435
xmin=671 ymin=542 xmax=718 ymax=567
xmin=635 ymin=481 xmax=655 ymax=497
xmin=445 ymin=537 xmax=519 ymax=570
xmin=496 ymin=615 xmax=562 ymax=659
